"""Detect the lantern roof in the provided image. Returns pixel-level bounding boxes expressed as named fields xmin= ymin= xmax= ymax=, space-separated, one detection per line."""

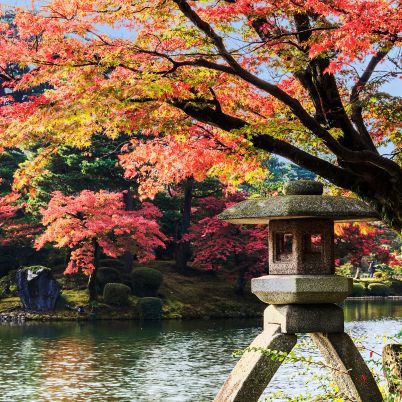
xmin=218 ymin=180 xmax=380 ymax=224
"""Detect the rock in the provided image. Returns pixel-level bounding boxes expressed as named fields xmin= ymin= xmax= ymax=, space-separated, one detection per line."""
xmin=16 ymin=267 xmax=60 ymax=311
xmin=382 ymin=344 xmax=402 ymax=400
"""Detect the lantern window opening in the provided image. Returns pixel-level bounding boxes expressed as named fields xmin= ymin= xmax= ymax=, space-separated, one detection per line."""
xmin=303 ymin=233 xmax=322 ymax=255
xmin=275 ymin=233 xmax=293 ymax=261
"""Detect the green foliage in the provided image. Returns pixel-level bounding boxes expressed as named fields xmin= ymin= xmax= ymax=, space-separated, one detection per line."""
xmin=20 ymin=265 xmax=51 ymax=273
xmin=368 ymin=283 xmax=391 ymax=297
xmin=335 ymin=262 xmax=353 ymax=277
xmin=25 ymin=134 xmax=131 ymax=215
xmin=0 ymin=254 xmax=19 ymax=276
xmin=138 ymin=297 xmax=163 ymax=320
xmin=131 ymin=267 xmax=163 ymax=297
xmin=244 ymin=157 xmax=316 ymax=196
xmin=103 ymin=283 xmax=131 ymax=306
xmin=58 ymin=272 xmax=88 ymax=290
xmin=0 ymin=270 xmax=18 ymax=297
xmin=375 ymin=263 xmax=395 ymax=279
xmin=96 ymin=267 xmax=122 ymax=292
xmin=352 ymin=283 xmax=366 ymax=297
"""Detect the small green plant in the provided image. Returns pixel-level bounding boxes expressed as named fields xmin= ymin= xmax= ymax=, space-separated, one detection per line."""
xmin=368 ymin=283 xmax=391 ymax=297
xmin=131 ymin=267 xmax=163 ymax=297
xmin=336 ymin=262 xmax=353 ymax=277
xmin=138 ymin=297 xmax=163 ymax=320
xmin=103 ymin=283 xmax=131 ymax=306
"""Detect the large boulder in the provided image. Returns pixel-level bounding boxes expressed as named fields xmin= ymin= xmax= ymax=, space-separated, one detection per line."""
xmin=16 ymin=266 xmax=60 ymax=311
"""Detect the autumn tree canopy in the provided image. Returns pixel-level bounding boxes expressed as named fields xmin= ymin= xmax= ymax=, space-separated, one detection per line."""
xmin=0 ymin=1 xmax=401 ymax=230
xmin=35 ymin=190 xmax=167 ymax=275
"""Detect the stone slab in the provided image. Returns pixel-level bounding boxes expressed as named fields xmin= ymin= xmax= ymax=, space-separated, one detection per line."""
xmin=252 ymin=275 xmax=352 ymax=304
xmin=264 ymin=304 xmax=344 ymax=333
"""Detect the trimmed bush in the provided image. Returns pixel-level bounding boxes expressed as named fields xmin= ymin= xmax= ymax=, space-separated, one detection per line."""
xmin=96 ymin=267 xmax=121 ymax=291
xmin=138 ymin=297 xmax=163 ymax=320
xmin=352 ymin=283 xmax=366 ymax=297
xmin=120 ymin=273 xmax=134 ymax=291
xmin=368 ymin=283 xmax=391 ymax=297
xmin=131 ymin=267 xmax=163 ymax=297
xmin=103 ymin=283 xmax=131 ymax=306
xmin=100 ymin=259 xmax=125 ymax=269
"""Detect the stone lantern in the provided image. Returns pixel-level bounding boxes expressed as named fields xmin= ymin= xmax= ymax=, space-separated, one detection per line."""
xmin=214 ymin=180 xmax=383 ymax=402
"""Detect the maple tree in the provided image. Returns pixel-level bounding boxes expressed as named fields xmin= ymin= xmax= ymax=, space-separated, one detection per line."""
xmin=35 ymin=190 xmax=167 ymax=301
xmin=0 ymin=191 xmax=20 ymax=242
xmin=186 ymin=194 xmax=268 ymax=294
xmin=0 ymin=1 xmax=401 ymax=231
xmin=335 ymin=223 xmax=399 ymax=270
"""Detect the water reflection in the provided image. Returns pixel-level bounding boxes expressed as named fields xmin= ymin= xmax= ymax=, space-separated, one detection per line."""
xmin=0 ymin=303 xmax=400 ymax=402
xmin=344 ymin=300 xmax=402 ymax=322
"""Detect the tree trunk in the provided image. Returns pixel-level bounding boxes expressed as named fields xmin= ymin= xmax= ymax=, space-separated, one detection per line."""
xmin=122 ymin=187 xmax=134 ymax=271
xmin=88 ymin=240 xmax=100 ymax=302
xmin=175 ymin=177 xmax=194 ymax=271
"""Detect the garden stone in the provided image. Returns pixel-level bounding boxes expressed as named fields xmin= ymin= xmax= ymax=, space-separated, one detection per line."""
xmin=16 ymin=267 xmax=60 ymax=311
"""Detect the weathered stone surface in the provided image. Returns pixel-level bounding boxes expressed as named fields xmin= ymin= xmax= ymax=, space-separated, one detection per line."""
xmin=284 ymin=180 xmax=323 ymax=195
xmin=264 ymin=304 xmax=344 ymax=333
xmin=214 ymin=324 xmax=297 ymax=402
xmin=218 ymin=195 xmax=379 ymax=224
xmin=268 ymin=219 xmax=334 ymax=275
xmin=252 ymin=275 xmax=352 ymax=304
xmin=311 ymin=332 xmax=383 ymax=402
xmin=16 ymin=267 xmax=60 ymax=311
xmin=382 ymin=344 xmax=402 ymax=400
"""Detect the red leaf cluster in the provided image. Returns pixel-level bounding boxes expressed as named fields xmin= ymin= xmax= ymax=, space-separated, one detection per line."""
xmin=35 ymin=190 xmax=167 ymax=275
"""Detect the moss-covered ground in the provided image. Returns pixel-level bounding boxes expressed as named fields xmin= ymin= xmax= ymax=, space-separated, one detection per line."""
xmin=1 ymin=262 xmax=401 ymax=321
xmin=0 ymin=261 xmax=265 ymax=321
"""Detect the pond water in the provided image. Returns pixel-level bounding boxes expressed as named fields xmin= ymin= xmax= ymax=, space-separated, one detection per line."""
xmin=0 ymin=301 xmax=401 ymax=402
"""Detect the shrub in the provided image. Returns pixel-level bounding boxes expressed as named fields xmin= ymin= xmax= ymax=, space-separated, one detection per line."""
xmin=99 ymin=259 xmax=125 ymax=269
xmin=336 ymin=263 xmax=353 ymax=277
xmin=131 ymin=267 xmax=163 ymax=297
xmin=351 ymin=283 xmax=366 ymax=297
xmin=96 ymin=267 xmax=121 ymax=292
xmin=138 ymin=297 xmax=163 ymax=320
xmin=103 ymin=283 xmax=131 ymax=306
xmin=368 ymin=283 xmax=391 ymax=297
xmin=120 ymin=273 xmax=134 ymax=291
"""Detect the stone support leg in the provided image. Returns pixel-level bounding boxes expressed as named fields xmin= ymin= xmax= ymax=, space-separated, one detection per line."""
xmin=311 ymin=332 xmax=383 ymax=402
xmin=214 ymin=324 xmax=297 ymax=402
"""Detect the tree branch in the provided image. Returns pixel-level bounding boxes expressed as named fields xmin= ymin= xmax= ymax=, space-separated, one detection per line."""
xmin=350 ymin=48 xmax=391 ymax=152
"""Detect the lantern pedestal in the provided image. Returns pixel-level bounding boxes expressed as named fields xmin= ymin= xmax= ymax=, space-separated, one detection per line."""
xmin=214 ymin=302 xmax=383 ymax=402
